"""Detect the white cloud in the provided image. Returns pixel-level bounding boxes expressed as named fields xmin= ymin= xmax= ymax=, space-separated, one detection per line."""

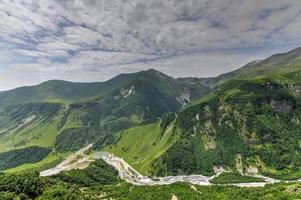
xmin=0 ymin=0 xmax=301 ymax=90
xmin=14 ymin=49 xmax=51 ymax=58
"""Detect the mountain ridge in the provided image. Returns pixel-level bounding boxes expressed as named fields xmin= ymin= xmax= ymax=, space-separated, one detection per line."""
xmin=1 ymin=47 xmax=301 ymax=179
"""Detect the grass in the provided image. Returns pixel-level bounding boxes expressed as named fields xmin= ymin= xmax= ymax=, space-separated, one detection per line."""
xmin=105 ymin=121 xmax=179 ymax=175
xmin=210 ymin=172 xmax=265 ymax=184
xmin=0 ymin=106 xmax=86 ymax=152
xmin=25 ymin=117 xmax=63 ymax=148
xmin=4 ymin=151 xmax=67 ymax=173
xmin=262 ymin=168 xmax=301 ymax=181
xmin=0 ymin=117 xmax=62 ymax=152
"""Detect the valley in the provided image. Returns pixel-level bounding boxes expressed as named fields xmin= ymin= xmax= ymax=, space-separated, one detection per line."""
xmin=39 ymin=143 xmax=284 ymax=188
xmin=1 ymin=47 xmax=301 ymax=199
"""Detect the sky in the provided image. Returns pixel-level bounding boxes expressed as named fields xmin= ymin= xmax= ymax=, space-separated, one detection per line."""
xmin=0 ymin=0 xmax=301 ymax=91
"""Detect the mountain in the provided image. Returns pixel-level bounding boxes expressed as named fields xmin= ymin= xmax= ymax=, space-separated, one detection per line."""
xmin=159 ymin=50 xmax=301 ymax=179
xmin=206 ymin=47 xmax=301 ymax=86
xmin=0 ymin=69 xmax=210 ymax=172
xmin=1 ymin=47 xmax=301 ymax=180
xmin=0 ymin=69 xmax=209 ymax=111
xmin=105 ymin=47 xmax=301 ymax=179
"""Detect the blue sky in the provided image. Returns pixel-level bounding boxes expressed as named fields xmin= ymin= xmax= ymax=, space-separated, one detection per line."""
xmin=0 ymin=0 xmax=301 ymax=90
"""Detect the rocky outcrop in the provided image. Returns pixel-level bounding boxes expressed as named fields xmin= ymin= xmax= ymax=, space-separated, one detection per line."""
xmin=270 ymin=99 xmax=294 ymax=113
xmin=291 ymin=85 xmax=301 ymax=96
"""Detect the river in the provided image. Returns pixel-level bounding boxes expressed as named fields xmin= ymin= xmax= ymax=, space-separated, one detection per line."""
xmin=40 ymin=144 xmax=283 ymax=187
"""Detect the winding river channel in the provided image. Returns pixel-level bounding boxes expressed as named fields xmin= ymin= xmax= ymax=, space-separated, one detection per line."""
xmin=40 ymin=144 xmax=298 ymax=188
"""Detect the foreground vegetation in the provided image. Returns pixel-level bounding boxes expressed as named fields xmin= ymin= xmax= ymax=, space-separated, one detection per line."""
xmin=0 ymin=165 xmax=301 ymax=200
xmin=85 ymin=182 xmax=301 ymax=200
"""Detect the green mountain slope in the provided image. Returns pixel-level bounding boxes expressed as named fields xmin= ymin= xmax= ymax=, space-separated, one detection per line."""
xmin=0 ymin=70 xmax=209 ymax=170
xmin=207 ymin=47 xmax=301 ymax=87
xmin=0 ymin=103 xmax=64 ymax=151
xmin=2 ymin=47 xmax=301 ymax=176
xmin=153 ymin=53 xmax=301 ymax=179
xmin=105 ymin=114 xmax=179 ymax=175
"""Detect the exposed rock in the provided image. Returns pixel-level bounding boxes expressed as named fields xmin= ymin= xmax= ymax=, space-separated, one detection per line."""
xmin=235 ymin=154 xmax=243 ymax=174
xmin=202 ymin=134 xmax=216 ymax=150
xmin=176 ymin=92 xmax=190 ymax=105
xmin=113 ymin=95 xmax=120 ymax=100
xmin=204 ymin=105 xmax=210 ymax=112
xmin=204 ymin=120 xmax=213 ymax=130
xmin=246 ymin=166 xmax=259 ymax=174
xmin=171 ymin=194 xmax=178 ymax=200
xmin=190 ymin=185 xmax=202 ymax=194
xmin=120 ymin=85 xmax=135 ymax=98
xmin=13 ymin=115 xmax=36 ymax=131
xmin=270 ymin=99 xmax=293 ymax=113
xmin=292 ymin=117 xmax=300 ymax=125
xmin=214 ymin=165 xmax=224 ymax=175
xmin=291 ymin=85 xmax=301 ymax=96
xmin=193 ymin=126 xmax=197 ymax=136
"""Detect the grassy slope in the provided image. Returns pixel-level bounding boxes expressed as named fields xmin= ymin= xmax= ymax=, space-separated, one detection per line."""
xmin=0 ymin=103 xmax=85 ymax=153
xmin=105 ymin=121 xmax=179 ymax=175
xmin=0 ymin=70 xmax=192 ymax=154
xmin=209 ymin=47 xmax=301 ymax=86
xmin=0 ymin=106 xmax=64 ymax=152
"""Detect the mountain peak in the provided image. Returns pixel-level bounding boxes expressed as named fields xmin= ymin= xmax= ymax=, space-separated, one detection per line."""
xmin=146 ymin=68 xmax=159 ymax=73
xmin=139 ymin=68 xmax=174 ymax=80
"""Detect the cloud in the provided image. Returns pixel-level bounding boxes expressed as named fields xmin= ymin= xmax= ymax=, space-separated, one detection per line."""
xmin=14 ymin=49 xmax=51 ymax=58
xmin=0 ymin=0 xmax=301 ymax=90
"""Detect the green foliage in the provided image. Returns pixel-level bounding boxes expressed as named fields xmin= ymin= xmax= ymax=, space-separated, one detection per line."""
xmin=84 ymin=182 xmax=301 ymax=200
xmin=0 ymin=146 xmax=50 ymax=170
xmin=0 ymin=172 xmax=42 ymax=199
xmin=55 ymin=128 xmax=99 ymax=152
xmin=37 ymin=184 xmax=84 ymax=200
xmin=161 ymin=96 xmax=245 ymax=176
xmin=0 ymin=192 xmax=19 ymax=200
xmin=53 ymin=159 xmax=119 ymax=187
xmin=93 ymin=134 xmax=118 ymax=150
xmin=5 ymin=152 xmax=66 ymax=174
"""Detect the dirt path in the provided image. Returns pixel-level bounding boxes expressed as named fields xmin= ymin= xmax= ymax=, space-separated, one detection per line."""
xmin=171 ymin=194 xmax=178 ymax=200
xmin=40 ymin=144 xmax=94 ymax=176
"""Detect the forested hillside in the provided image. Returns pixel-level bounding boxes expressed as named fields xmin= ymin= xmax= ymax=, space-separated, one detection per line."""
xmin=152 ymin=49 xmax=301 ymax=179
